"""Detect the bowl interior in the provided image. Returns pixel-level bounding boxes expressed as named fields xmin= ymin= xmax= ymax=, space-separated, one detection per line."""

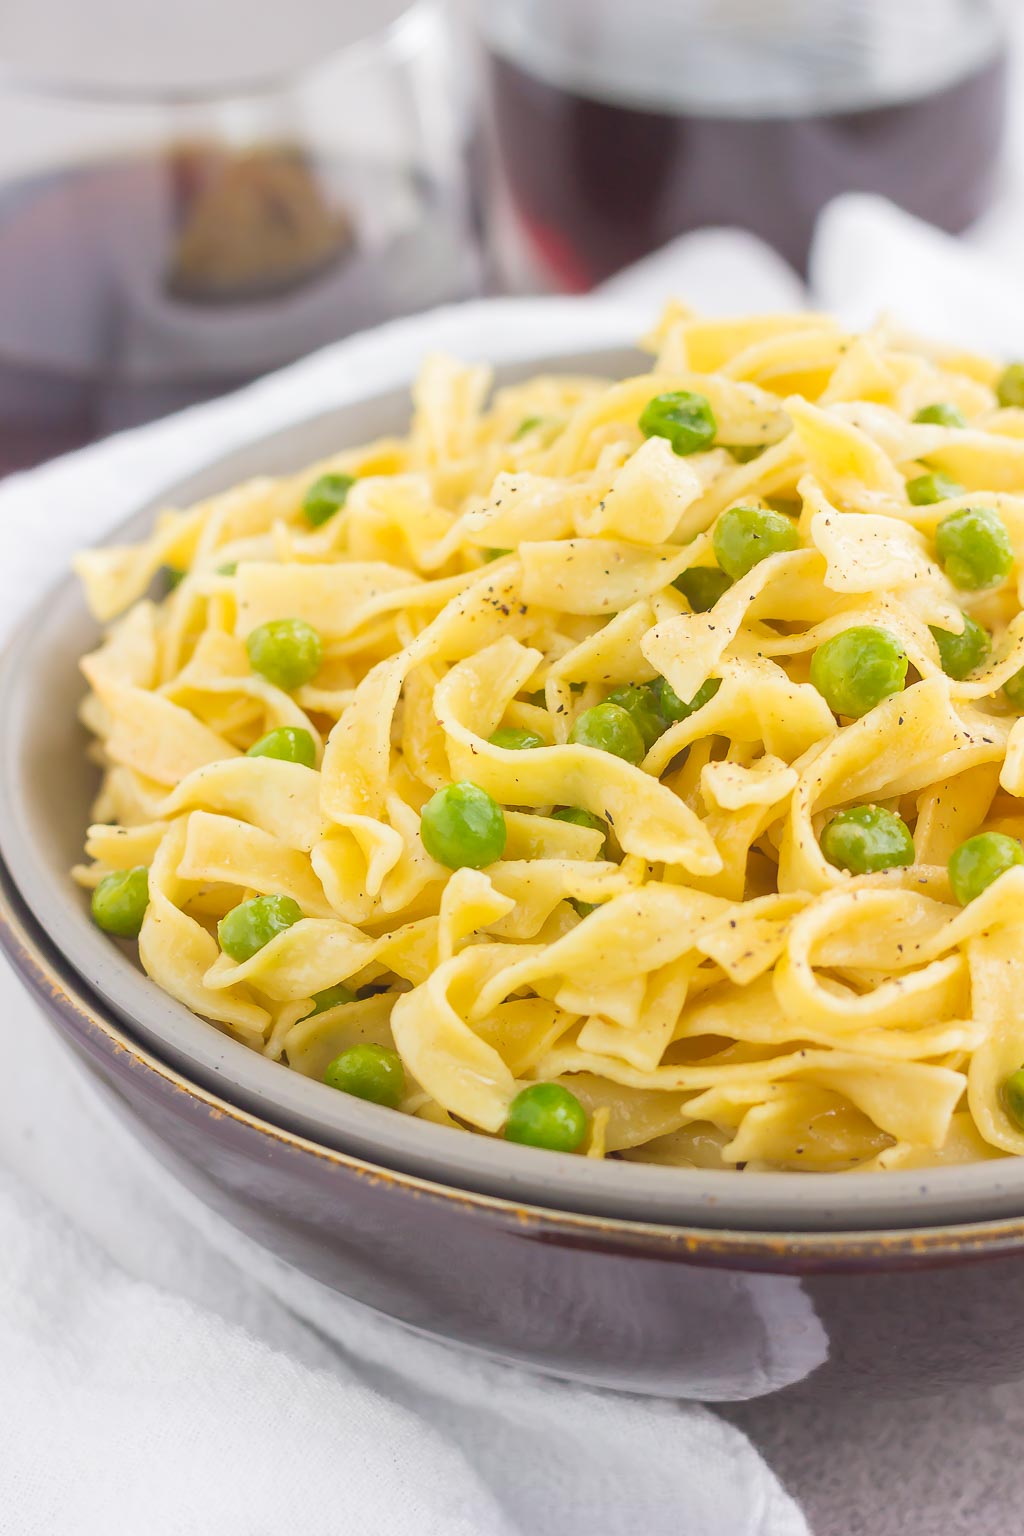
xmin=3 ymin=335 xmax=1023 ymax=1232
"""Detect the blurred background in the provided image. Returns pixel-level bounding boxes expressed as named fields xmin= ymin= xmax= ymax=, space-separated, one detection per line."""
xmin=0 ymin=0 xmax=1014 ymax=474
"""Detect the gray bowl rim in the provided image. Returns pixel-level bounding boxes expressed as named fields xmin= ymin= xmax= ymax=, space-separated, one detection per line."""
xmin=3 ymin=328 xmax=1024 ymax=1233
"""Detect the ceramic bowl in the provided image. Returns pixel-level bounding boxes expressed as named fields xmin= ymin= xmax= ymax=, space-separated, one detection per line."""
xmin=4 ymin=338 xmax=1024 ymax=1235
xmin=6 ymin=846 xmax=1024 ymax=1403
xmin=5 ymin=324 xmax=1024 ymax=1399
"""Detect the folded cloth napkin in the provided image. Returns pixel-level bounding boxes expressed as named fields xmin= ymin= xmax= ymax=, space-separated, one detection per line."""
xmin=3 ymin=192 xmax=1010 ymax=1536
xmin=0 ymin=295 xmax=809 ymax=1536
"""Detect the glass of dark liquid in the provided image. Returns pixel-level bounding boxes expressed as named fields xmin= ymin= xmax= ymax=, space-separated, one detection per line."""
xmin=0 ymin=0 xmax=480 ymax=475
xmin=478 ymin=0 xmax=1008 ymax=291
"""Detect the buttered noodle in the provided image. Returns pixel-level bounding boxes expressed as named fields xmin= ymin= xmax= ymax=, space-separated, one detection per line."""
xmin=73 ymin=305 xmax=1024 ymax=1171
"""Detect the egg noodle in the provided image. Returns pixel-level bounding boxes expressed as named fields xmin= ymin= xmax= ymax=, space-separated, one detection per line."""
xmin=72 ymin=304 xmax=1024 ymax=1171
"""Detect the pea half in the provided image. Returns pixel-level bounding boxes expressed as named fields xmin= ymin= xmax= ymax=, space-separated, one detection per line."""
xmin=324 ymin=1044 xmax=405 ymax=1107
xmin=604 ymin=683 xmax=665 ymax=751
xmin=246 ymin=618 xmax=323 ymax=691
xmin=504 ymin=1082 xmax=588 ymax=1152
xmin=935 ymin=507 xmax=1013 ymax=591
xmin=247 ymin=726 xmax=317 ymax=767
xmin=673 ymin=565 xmax=733 ymax=611
xmin=551 ymin=807 xmax=607 ymax=854
xmin=948 ymin=832 xmax=1024 ymax=906
xmin=1002 ymin=1068 xmax=1024 ymax=1131
xmin=638 ymin=390 xmax=716 ymax=457
xmin=819 ymin=806 xmax=915 ymax=875
xmin=420 ymin=781 xmax=507 ymax=870
xmin=307 ymin=983 xmax=356 ymax=1016
xmin=91 ymin=866 xmax=150 ymax=939
xmin=302 ymin=472 xmax=355 ymax=527
xmin=810 ymin=625 xmax=908 ymax=719
xmin=906 ymin=472 xmax=964 ymax=507
xmin=488 ymin=727 xmax=545 ymax=750
xmin=929 ymin=615 xmax=991 ymax=680
xmin=569 ymin=702 xmax=645 ymax=764
xmin=1004 ymin=667 xmax=1024 ymax=710
xmin=218 ymin=894 xmax=303 ymax=962
xmin=712 ymin=505 xmax=799 ymax=580
xmin=658 ymin=675 xmax=721 ymax=724
xmin=997 ymin=363 xmax=1024 ymax=409
xmin=913 ymin=402 xmax=968 ymax=428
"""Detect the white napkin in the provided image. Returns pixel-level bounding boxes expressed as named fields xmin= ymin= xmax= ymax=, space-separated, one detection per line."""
xmin=0 ymin=295 xmax=810 ymax=1536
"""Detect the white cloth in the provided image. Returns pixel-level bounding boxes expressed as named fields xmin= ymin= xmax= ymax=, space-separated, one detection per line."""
xmin=2 ymin=192 xmax=1016 ymax=1536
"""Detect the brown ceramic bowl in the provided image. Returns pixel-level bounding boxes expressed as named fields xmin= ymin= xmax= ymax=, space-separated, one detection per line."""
xmin=4 ymin=327 xmax=1024 ymax=1401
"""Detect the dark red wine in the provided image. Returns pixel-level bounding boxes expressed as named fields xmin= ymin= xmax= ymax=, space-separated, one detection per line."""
xmin=0 ymin=144 xmax=476 ymax=475
xmin=486 ymin=44 xmax=1008 ymax=290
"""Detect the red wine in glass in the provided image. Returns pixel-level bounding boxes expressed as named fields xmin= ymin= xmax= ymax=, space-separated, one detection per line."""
xmin=482 ymin=0 xmax=1008 ymax=290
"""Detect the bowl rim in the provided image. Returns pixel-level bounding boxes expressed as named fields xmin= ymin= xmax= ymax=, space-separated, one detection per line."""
xmin=4 ymin=299 xmax=1024 ymax=1235
xmin=6 ymin=845 xmax=1024 ymax=1265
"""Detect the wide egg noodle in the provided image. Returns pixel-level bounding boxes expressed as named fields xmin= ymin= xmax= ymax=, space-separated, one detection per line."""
xmin=73 ymin=304 xmax=1024 ymax=1170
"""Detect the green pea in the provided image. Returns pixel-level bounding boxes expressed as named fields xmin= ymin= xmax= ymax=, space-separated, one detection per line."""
xmin=217 ymin=560 xmax=238 ymax=576
xmin=935 ymin=506 xmax=1014 ymax=591
xmin=1002 ymin=1068 xmax=1024 ymax=1130
xmin=246 ymin=726 xmax=317 ymax=767
xmin=488 ymin=727 xmax=545 ymax=750
xmin=513 ymin=415 xmax=544 ymax=440
xmin=948 ymin=831 xmax=1024 ymax=905
xmin=218 ymin=894 xmax=303 ymax=962
xmin=1004 ymin=667 xmax=1024 ymax=710
xmin=712 ymin=505 xmax=799 ymax=580
xmin=819 ymin=806 xmax=915 ymax=875
xmin=307 ymin=983 xmax=356 ymax=1016
xmin=164 ymin=565 xmax=187 ymax=591
xmin=551 ymin=806 xmax=607 ymax=853
xmin=997 ymin=363 xmax=1024 ymax=409
xmin=638 ymin=390 xmax=716 ymax=457
xmin=673 ymin=565 xmax=733 ymax=612
xmin=246 ymin=618 xmax=323 ymax=691
xmin=570 ymin=900 xmax=598 ymax=918
xmin=302 ymin=472 xmax=355 ymax=527
xmin=906 ymin=472 xmax=964 ymax=506
xmin=913 ymin=402 xmax=968 ymax=428
xmin=483 ymin=547 xmax=512 ymax=561
xmin=810 ymin=625 xmax=908 ymax=719
xmin=90 ymin=866 xmax=150 ymax=939
xmin=725 ymin=443 xmax=765 ymax=464
xmin=324 ymin=1044 xmax=405 ymax=1107
xmin=658 ymin=675 xmax=721 ymax=724
xmin=504 ymin=1082 xmax=588 ymax=1152
xmin=420 ymin=782 xmax=507 ymax=870
xmin=604 ymin=683 xmax=665 ymax=751
xmin=568 ymin=702 xmax=645 ymax=764
xmin=929 ymin=615 xmax=991 ymax=680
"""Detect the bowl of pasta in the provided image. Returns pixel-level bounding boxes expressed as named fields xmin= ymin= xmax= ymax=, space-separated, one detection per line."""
xmin=6 ymin=299 xmax=1024 ymax=1400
